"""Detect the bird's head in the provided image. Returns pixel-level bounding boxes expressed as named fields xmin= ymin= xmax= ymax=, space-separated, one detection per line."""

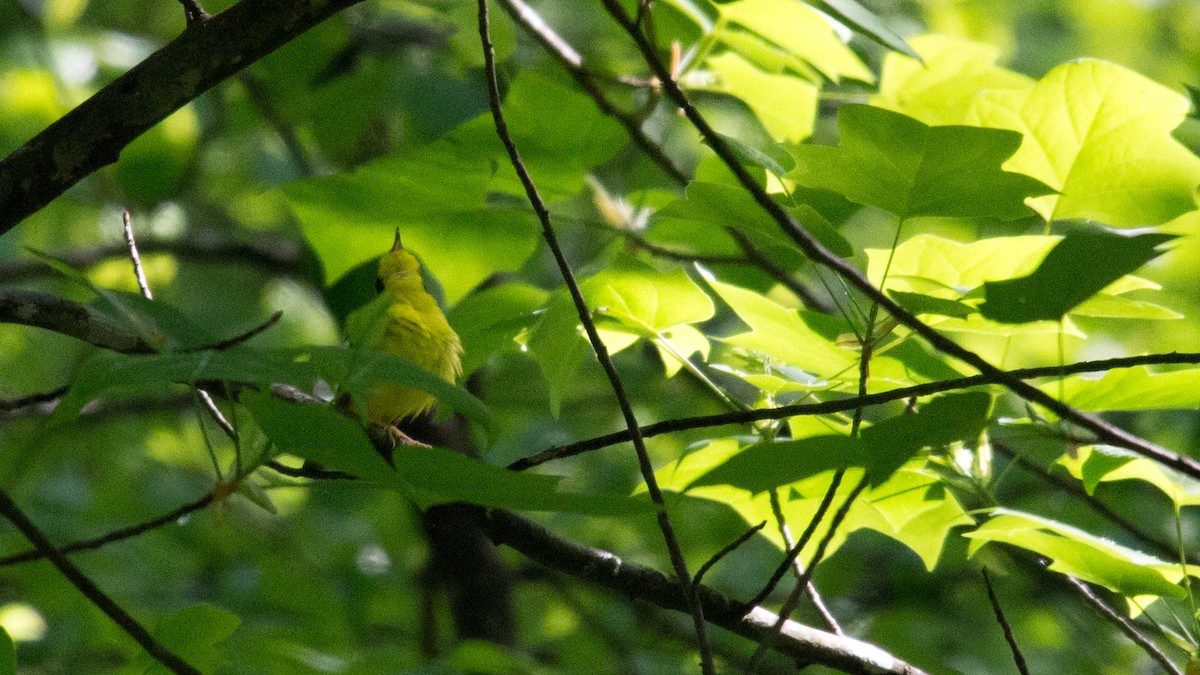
xmin=376 ymin=230 xmax=422 ymax=292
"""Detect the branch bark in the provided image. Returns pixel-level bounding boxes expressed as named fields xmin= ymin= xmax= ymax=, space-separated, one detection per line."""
xmin=0 ymin=0 xmax=365 ymax=236
xmin=481 ymin=508 xmax=928 ymax=675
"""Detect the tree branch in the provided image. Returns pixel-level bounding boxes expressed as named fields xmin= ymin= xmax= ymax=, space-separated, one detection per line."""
xmin=477 ymin=1 xmax=715 ymax=669
xmin=0 ymin=231 xmax=305 ymax=285
xmin=0 ymin=489 xmax=200 ymax=674
xmin=481 ymin=507 xmax=928 ymax=675
xmin=512 ymin=352 xmax=1200 ymax=470
xmin=0 ymin=0 xmax=366 ymax=235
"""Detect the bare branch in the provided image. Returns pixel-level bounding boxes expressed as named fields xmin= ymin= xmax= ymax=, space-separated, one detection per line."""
xmin=512 ymin=352 xmax=1200 ymax=470
xmin=1065 ymin=575 xmax=1182 ymax=675
xmin=482 ymin=507 xmax=929 ymax=675
xmin=477 ymin=1 xmax=715 ymax=668
xmin=982 ymin=569 xmax=1030 ymax=675
xmin=0 ymin=0 xmax=366 ymax=235
xmin=0 ymin=489 xmax=200 ymax=674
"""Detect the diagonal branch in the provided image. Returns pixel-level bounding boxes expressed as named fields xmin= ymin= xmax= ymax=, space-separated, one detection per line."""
xmin=0 ymin=489 xmax=200 ymax=674
xmin=0 ymin=0 xmax=366 ymax=235
xmin=482 ymin=507 xmax=929 ymax=675
xmin=477 ymin=1 xmax=716 ymax=670
xmin=596 ymin=0 xmax=1200 ymax=483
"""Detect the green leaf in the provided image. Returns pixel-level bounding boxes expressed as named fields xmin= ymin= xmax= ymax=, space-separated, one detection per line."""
xmin=789 ymin=105 xmax=1053 ymax=220
xmin=874 ymin=34 xmax=1032 ymax=126
xmin=449 ymin=283 xmax=549 ymax=377
xmin=966 ymin=59 xmax=1200 ymax=226
xmin=305 ymin=346 xmax=494 ymax=429
xmin=813 ymin=0 xmax=918 ymax=60
xmin=693 ymin=51 xmax=818 ymax=143
xmin=688 ymin=435 xmax=865 ymax=493
xmin=527 ymin=291 xmax=590 ymax=417
xmin=980 ymin=229 xmax=1175 ymax=323
xmin=139 ymin=604 xmax=240 ymax=675
xmin=26 ymin=248 xmax=220 ymax=351
xmin=704 ymin=273 xmax=855 ymax=376
xmin=0 ymin=627 xmax=12 ymax=675
xmin=710 ymin=132 xmax=795 ymax=177
xmin=690 ymin=392 xmax=992 ymax=491
xmin=1044 ymin=366 xmax=1200 ymax=412
xmin=1058 ymin=445 xmax=1200 ymax=509
xmin=391 ymin=444 xmax=651 ymax=515
xmin=888 ymin=290 xmax=976 ymax=319
xmin=716 ymin=0 xmax=875 ymax=83
xmin=242 ymin=390 xmax=398 ymax=482
xmin=965 ymin=510 xmax=1188 ymax=599
xmin=448 ymin=71 xmax=627 ymax=201
xmin=651 ymin=181 xmax=853 ymax=260
xmin=50 ymin=349 xmax=313 ymax=424
xmin=581 ymin=256 xmax=715 ymax=335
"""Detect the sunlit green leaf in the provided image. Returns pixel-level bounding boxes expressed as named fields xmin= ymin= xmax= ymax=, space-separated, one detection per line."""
xmin=966 ymin=510 xmax=1188 ymax=599
xmin=717 ymin=0 xmax=874 ymax=83
xmin=981 ymin=229 xmax=1175 ymax=323
xmin=694 ymin=51 xmax=818 ymax=143
xmin=582 ymin=255 xmax=714 ymax=334
xmin=704 ymin=273 xmax=855 ymax=376
xmin=789 ymin=105 xmax=1053 ymax=219
xmin=1044 ymin=366 xmax=1200 ymax=412
xmin=1058 ymin=445 xmax=1200 ymax=509
xmin=967 ymin=59 xmax=1200 ymax=226
xmin=874 ymin=34 xmax=1032 ymax=126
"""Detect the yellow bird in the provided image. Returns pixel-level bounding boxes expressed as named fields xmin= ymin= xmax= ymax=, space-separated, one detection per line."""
xmin=349 ymin=231 xmax=463 ymax=431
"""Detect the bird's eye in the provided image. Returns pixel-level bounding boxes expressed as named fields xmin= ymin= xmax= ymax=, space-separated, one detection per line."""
xmin=374 ymin=277 xmax=384 ymax=293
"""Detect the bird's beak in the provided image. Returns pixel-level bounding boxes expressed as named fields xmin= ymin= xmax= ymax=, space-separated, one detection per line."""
xmin=392 ymin=229 xmax=404 ymax=252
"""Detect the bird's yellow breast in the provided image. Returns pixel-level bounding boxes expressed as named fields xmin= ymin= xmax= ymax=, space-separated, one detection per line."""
xmin=365 ymin=246 xmax=463 ymax=426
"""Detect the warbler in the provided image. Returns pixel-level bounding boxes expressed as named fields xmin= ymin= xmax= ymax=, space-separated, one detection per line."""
xmin=349 ymin=230 xmax=463 ymax=433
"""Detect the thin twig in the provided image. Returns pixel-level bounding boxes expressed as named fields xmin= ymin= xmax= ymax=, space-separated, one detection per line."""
xmin=0 ymin=492 xmax=215 ymax=567
xmin=744 ymin=472 xmax=847 ymax=611
xmin=746 ymin=474 xmax=870 ymax=672
xmin=510 ymin=352 xmax=1200 ymax=471
xmin=769 ymin=490 xmax=843 ymax=636
xmin=122 ymin=210 xmax=154 ymax=300
xmin=477 ymin=2 xmax=715 ymax=671
xmin=197 ymin=311 xmax=282 ymax=352
xmin=1064 ymin=575 xmax=1183 ymax=675
xmin=0 ymin=489 xmax=200 ymax=674
xmin=597 ymin=0 xmax=1200 ymax=485
xmin=981 ymin=568 xmax=1030 ymax=675
xmin=496 ymin=0 xmax=688 ymax=186
xmin=0 ymin=385 xmax=68 ymax=412
xmin=693 ymin=521 xmax=766 ymax=588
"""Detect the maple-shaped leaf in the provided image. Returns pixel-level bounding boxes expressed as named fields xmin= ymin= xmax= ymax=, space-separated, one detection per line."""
xmin=789 ymin=105 xmax=1054 ymax=220
xmin=967 ymin=59 xmax=1200 ymax=226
